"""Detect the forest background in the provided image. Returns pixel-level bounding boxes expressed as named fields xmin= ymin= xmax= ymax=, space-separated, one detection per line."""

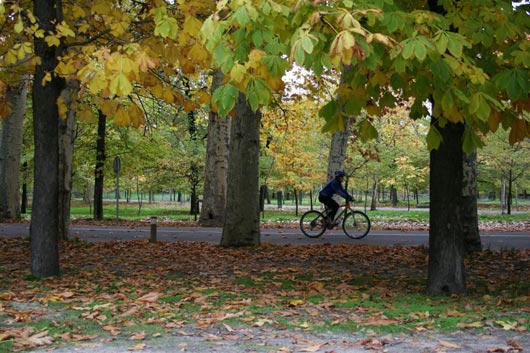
xmin=0 ymin=0 xmax=530 ymax=293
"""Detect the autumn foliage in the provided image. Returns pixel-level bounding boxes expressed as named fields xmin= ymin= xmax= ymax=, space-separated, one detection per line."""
xmin=0 ymin=237 xmax=528 ymax=351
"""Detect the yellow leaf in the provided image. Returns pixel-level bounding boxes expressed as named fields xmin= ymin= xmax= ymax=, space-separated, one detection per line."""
xmin=100 ymin=100 xmax=118 ymax=117
xmin=71 ymin=4 xmax=86 ymax=18
xmin=135 ymin=51 xmax=157 ymax=72
xmin=187 ymin=43 xmax=210 ymax=63
xmin=5 ymin=50 xmax=18 ymax=65
xmin=288 ymin=299 xmax=304 ymax=306
xmin=55 ymin=61 xmax=76 ymax=77
xmin=183 ymin=16 xmax=203 ymax=35
xmin=92 ymin=2 xmax=111 ymax=15
xmin=457 ymin=321 xmax=483 ymax=328
xmin=57 ymin=22 xmax=75 ymax=37
xmin=230 ymin=64 xmax=247 ymax=83
xmin=88 ymin=70 xmax=108 ymax=95
xmin=128 ymin=103 xmax=145 ymax=128
xmin=45 ymin=35 xmax=61 ymax=47
xmin=109 ymin=73 xmax=133 ymax=97
xmin=57 ymin=96 xmax=67 ymax=119
xmin=42 ymin=72 xmax=52 ymax=85
xmin=78 ymin=108 xmax=96 ymax=122
xmin=114 ymin=107 xmax=130 ymax=126
xmin=14 ymin=20 xmax=24 ymax=33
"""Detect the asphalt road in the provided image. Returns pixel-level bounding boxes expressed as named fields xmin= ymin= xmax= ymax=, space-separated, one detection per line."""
xmin=0 ymin=223 xmax=528 ymax=250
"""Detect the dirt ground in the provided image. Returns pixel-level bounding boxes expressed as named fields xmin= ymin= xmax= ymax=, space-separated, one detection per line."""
xmin=30 ymin=326 xmax=528 ymax=353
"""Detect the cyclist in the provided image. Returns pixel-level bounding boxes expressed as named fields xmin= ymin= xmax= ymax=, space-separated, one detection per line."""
xmin=319 ymin=170 xmax=355 ymax=227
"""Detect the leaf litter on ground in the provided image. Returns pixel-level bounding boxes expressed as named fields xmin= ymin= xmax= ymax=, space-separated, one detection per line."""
xmin=0 ymin=236 xmax=528 ymax=352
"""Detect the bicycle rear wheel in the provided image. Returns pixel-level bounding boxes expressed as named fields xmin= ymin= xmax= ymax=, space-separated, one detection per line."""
xmin=343 ymin=210 xmax=371 ymax=239
xmin=300 ymin=210 xmax=327 ymax=238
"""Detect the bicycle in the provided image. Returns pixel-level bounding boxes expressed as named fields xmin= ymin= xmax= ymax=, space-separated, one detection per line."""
xmin=299 ymin=202 xmax=371 ymax=239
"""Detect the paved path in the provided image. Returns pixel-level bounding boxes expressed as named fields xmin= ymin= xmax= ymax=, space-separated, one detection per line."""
xmin=1 ymin=223 xmax=528 ymax=250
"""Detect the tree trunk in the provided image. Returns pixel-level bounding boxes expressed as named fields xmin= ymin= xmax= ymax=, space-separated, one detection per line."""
xmin=93 ymin=110 xmax=106 ymax=220
xmin=507 ymin=169 xmax=513 ymax=215
xmin=200 ymin=69 xmax=230 ymax=226
xmin=31 ymin=0 xmax=65 ymax=277
xmin=326 ymin=67 xmax=352 ymax=181
xmin=390 ymin=186 xmax=398 ymax=207
xmin=501 ymin=173 xmax=507 ymax=214
xmin=57 ymin=80 xmax=79 ymax=241
xmin=0 ymin=80 xmax=27 ymax=220
xmin=462 ymin=151 xmax=482 ymax=253
xmin=221 ymin=93 xmax=261 ymax=247
xmin=370 ymin=175 xmax=378 ymax=211
xmin=427 ymin=119 xmax=466 ymax=295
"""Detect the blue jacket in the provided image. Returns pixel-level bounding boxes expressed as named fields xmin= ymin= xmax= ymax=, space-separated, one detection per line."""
xmin=319 ymin=178 xmax=353 ymax=200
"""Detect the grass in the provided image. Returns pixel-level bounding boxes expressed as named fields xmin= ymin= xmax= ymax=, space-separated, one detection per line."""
xmin=16 ymin=198 xmax=527 ymax=225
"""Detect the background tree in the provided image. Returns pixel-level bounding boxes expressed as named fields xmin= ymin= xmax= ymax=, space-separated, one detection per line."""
xmin=0 ymin=79 xmax=28 ymax=220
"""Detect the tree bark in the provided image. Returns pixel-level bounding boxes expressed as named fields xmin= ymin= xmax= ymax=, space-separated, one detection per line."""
xmin=200 ymin=69 xmax=230 ymax=226
xmin=57 ymin=80 xmax=79 ymax=241
xmin=370 ymin=175 xmax=378 ymax=211
xmin=31 ymin=0 xmax=65 ymax=277
xmin=221 ymin=93 xmax=261 ymax=247
xmin=93 ymin=110 xmax=106 ymax=220
xmin=0 ymin=80 xmax=27 ymax=220
xmin=462 ymin=151 xmax=482 ymax=252
xmin=326 ymin=67 xmax=352 ymax=181
xmin=427 ymin=118 xmax=466 ymax=295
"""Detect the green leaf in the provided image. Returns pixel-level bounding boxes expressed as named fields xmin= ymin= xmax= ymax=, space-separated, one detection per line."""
xmin=319 ymin=100 xmax=339 ymax=120
xmin=414 ymin=42 xmax=427 ymax=62
xmin=441 ymin=91 xmax=453 ymax=113
xmin=358 ymin=120 xmax=378 ymax=142
xmin=401 ymin=39 xmax=414 ymax=60
xmin=430 ymin=58 xmax=452 ymax=85
xmin=212 ymin=84 xmax=239 ymax=117
xmin=301 ymin=35 xmax=314 ymax=54
xmin=213 ymin=43 xmax=234 ymax=73
xmin=426 ymin=125 xmax=443 ymax=150
xmin=447 ymin=37 xmax=463 ymax=57
xmin=246 ymin=77 xmax=271 ymax=111
xmin=233 ymin=7 xmax=249 ymax=26
xmin=469 ymin=93 xmax=490 ymax=121
xmin=262 ymin=55 xmax=288 ymax=77
xmin=463 ymin=129 xmax=484 ymax=154
xmin=433 ymin=31 xmax=449 ymax=54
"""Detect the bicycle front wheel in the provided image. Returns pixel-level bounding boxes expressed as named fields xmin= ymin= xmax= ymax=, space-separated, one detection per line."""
xmin=300 ymin=210 xmax=327 ymax=238
xmin=343 ymin=211 xmax=371 ymax=239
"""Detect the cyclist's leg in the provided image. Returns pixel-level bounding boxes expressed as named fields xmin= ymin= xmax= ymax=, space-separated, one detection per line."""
xmin=319 ymin=195 xmax=339 ymax=223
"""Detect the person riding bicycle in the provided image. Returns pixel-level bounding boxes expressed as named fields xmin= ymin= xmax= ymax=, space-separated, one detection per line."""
xmin=318 ymin=170 xmax=355 ymax=227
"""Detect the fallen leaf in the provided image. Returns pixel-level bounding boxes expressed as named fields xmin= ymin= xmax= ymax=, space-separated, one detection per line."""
xmin=439 ymin=340 xmax=462 ymax=349
xmin=128 ymin=343 xmax=146 ymax=351
xmin=129 ymin=332 xmax=146 ymax=340
xmin=137 ymin=292 xmax=160 ymax=303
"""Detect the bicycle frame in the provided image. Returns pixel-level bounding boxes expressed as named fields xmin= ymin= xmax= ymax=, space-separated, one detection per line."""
xmin=325 ymin=202 xmax=352 ymax=223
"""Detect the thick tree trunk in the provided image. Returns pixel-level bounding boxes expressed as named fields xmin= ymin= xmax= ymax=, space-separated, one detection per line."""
xmin=31 ymin=0 xmax=64 ymax=277
xmin=57 ymin=80 xmax=79 ymax=241
xmin=93 ymin=110 xmax=106 ymax=220
xmin=462 ymin=151 xmax=481 ymax=252
xmin=221 ymin=93 xmax=261 ymax=247
xmin=200 ymin=69 xmax=230 ymax=226
xmin=427 ymin=119 xmax=466 ymax=295
xmin=326 ymin=67 xmax=352 ymax=181
xmin=0 ymin=80 xmax=27 ymax=220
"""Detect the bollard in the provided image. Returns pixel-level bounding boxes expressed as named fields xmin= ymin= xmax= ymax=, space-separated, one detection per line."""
xmin=150 ymin=216 xmax=157 ymax=243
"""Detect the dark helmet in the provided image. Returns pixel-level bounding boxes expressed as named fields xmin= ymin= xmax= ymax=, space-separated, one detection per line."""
xmin=334 ymin=170 xmax=346 ymax=177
